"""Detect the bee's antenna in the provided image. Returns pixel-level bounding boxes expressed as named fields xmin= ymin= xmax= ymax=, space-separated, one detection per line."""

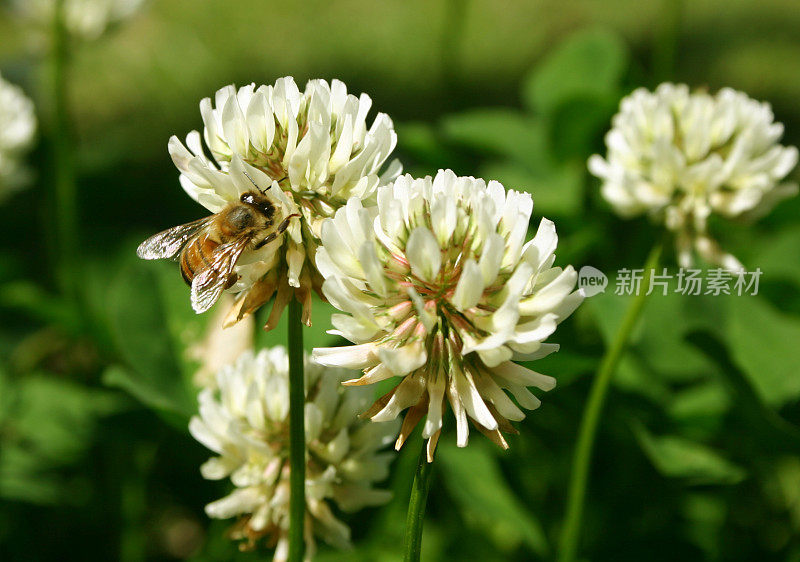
xmin=242 ymin=169 xmax=289 ymax=194
xmin=241 ymin=169 xmax=268 ymax=194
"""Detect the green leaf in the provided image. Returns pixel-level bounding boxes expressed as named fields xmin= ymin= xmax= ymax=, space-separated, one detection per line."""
xmin=727 ymin=295 xmax=800 ymax=408
xmin=106 ymin=259 xmax=195 ymax=417
xmin=0 ymin=281 xmax=82 ymax=333
xmin=102 ymin=365 xmax=189 ymax=421
xmin=582 ymin=288 xmax=672 ymax=401
xmin=614 ymin=356 xmax=672 ymax=403
xmin=634 ymin=293 xmax=720 ymax=383
xmin=0 ymin=447 xmax=63 ymax=505
xmin=481 ymin=160 xmax=583 ymax=217
xmin=681 ymin=493 xmax=727 ymax=558
xmin=548 ymin=96 xmax=618 ymax=161
xmin=587 ymin=291 xmax=720 ymax=386
xmin=14 ymin=376 xmax=125 ymax=459
xmin=150 ymin=259 xmax=209 ymax=380
xmin=395 ymin=121 xmax=467 ymax=171
xmin=633 ymin=422 xmax=746 ymax=485
xmin=438 ymin=440 xmax=549 ymax=556
xmin=584 ymin=289 xmax=644 ymax=347
xmin=744 ymin=224 xmax=800 ymax=286
xmin=436 ymin=108 xmax=587 ymax=217
xmin=0 ymin=367 xmax=13 ymax=425
xmin=523 ymin=350 xmax=596 ymax=389
xmin=441 ymin=108 xmax=548 ymax=166
xmin=668 ymin=381 xmax=732 ymax=423
xmin=0 ymin=374 xmax=128 ymax=504
xmin=522 ymin=28 xmax=628 ymax=115
xmin=686 ymin=331 xmax=800 ymax=454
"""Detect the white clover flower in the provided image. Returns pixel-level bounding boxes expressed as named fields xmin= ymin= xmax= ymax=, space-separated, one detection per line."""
xmin=11 ymin=0 xmax=144 ymax=39
xmin=312 ymin=170 xmax=583 ymax=460
xmin=189 ymin=347 xmax=397 ymax=559
xmin=169 ymin=78 xmax=399 ymax=328
xmin=0 ymin=73 xmax=36 ymax=201
xmin=589 ymin=83 xmax=798 ymax=270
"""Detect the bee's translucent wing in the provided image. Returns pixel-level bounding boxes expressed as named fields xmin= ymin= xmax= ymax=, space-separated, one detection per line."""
xmin=136 ymin=217 xmax=212 ymax=260
xmin=190 ymin=237 xmax=250 ymax=313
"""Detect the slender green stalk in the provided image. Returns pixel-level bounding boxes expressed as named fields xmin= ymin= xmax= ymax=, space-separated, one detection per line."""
xmin=287 ymin=297 xmax=306 ymax=562
xmin=558 ymin=242 xmax=663 ymax=562
xmin=653 ymin=0 xmax=684 ymax=82
xmin=439 ymin=0 xmax=469 ymax=90
xmin=404 ymin=442 xmax=434 ymax=562
xmin=51 ymin=0 xmax=79 ymax=300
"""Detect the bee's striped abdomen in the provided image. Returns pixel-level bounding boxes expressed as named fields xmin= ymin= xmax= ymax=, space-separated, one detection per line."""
xmin=180 ymin=234 xmax=219 ymax=285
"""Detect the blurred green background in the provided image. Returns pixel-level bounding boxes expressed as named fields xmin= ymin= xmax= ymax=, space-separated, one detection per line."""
xmin=2 ymin=1 xmax=800 ymax=560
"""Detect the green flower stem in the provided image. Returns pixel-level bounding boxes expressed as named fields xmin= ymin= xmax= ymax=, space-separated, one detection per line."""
xmin=558 ymin=241 xmax=663 ymax=562
xmin=653 ymin=0 xmax=684 ymax=81
xmin=404 ymin=442 xmax=434 ymax=562
xmin=287 ymin=297 xmax=306 ymax=562
xmin=439 ymin=0 xmax=469 ymax=89
xmin=51 ymin=0 xmax=79 ymax=300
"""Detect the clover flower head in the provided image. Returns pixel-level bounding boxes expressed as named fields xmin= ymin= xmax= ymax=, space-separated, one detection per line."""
xmin=169 ymin=78 xmax=399 ymax=328
xmin=312 ymin=170 xmax=583 ymax=460
xmin=589 ymin=83 xmax=798 ymax=270
xmin=189 ymin=347 xmax=397 ymax=560
xmin=11 ymin=0 xmax=144 ymax=39
xmin=0 ymin=73 xmax=36 ymax=201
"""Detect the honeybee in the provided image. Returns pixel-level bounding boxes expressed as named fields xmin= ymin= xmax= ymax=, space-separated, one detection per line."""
xmin=137 ymin=176 xmax=298 ymax=313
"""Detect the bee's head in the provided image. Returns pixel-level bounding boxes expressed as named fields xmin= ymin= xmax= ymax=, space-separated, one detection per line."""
xmin=241 ymin=192 xmax=275 ymax=218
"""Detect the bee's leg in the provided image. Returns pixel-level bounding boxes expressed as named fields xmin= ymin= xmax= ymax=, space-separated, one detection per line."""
xmin=224 ymin=273 xmax=239 ymax=290
xmin=276 ymin=214 xmax=300 ymax=234
xmin=253 ymin=214 xmax=300 ymax=249
xmin=253 ymin=234 xmax=276 ymax=250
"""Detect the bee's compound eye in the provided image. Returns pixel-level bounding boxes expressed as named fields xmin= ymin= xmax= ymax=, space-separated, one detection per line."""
xmin=240 ymin=193 xmax=253 ymax=204
xmin=259 ymin=202 xmax=275 ymax=217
